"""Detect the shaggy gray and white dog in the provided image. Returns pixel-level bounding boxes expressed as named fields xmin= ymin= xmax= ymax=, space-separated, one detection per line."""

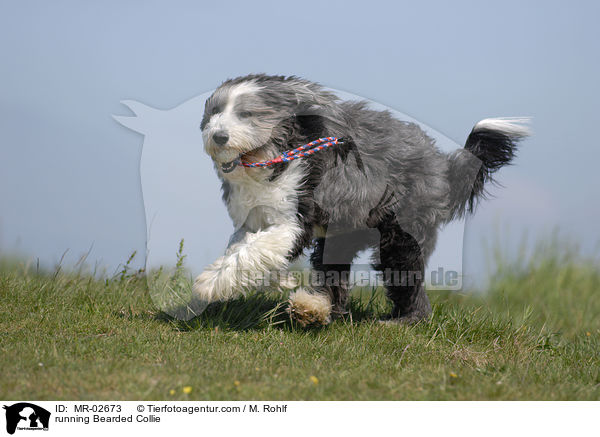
xmin=192 ymin=74 xmax=529 ymax=325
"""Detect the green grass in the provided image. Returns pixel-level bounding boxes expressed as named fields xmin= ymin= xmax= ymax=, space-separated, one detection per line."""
xmin=1 ymin=244 xmax=599 ymax=400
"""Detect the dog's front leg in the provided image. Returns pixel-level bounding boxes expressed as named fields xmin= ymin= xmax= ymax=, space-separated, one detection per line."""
xmin=192 ymin=222 xmax=300 ymax=304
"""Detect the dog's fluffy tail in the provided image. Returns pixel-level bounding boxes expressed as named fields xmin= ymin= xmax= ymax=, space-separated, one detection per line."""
xmin=447 ymin=117 xmax=531 ymax=219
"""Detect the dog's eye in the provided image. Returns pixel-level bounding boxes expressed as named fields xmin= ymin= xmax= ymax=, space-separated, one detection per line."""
xmin=239 ymin=111 xmax=252 ymax=119
xmin=211 ymin=106 xmax=221 ymax=115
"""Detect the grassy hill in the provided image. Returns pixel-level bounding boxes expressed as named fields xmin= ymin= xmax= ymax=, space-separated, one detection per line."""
xmin=1 ymin=245 xmax=598 ymax=400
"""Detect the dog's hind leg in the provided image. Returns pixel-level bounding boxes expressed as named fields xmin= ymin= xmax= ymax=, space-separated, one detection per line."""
xmin=310 ymin=235 xmax=358 ymax=318
xmin=374 ymin=216 xmax=432 ymax=323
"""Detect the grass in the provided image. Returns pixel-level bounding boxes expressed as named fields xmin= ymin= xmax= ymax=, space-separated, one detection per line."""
xmin=0 ymin=242 xmax=599 ymax=400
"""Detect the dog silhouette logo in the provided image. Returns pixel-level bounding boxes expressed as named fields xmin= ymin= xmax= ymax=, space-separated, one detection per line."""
xmin=3 ymin=403 xmax=50 ymax=434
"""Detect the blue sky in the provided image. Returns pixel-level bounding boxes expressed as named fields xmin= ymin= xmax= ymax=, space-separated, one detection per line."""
xmin=1 ymin=0 xmax=599 ymax=287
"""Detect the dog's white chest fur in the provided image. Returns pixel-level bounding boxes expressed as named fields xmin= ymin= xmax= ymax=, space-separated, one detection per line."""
xmin=223 ymin=161 xmax=305 ymax=232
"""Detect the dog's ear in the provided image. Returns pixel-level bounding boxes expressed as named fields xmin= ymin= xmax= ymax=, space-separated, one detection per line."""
xmin=294 ymin=114 xmax=327 ymax=139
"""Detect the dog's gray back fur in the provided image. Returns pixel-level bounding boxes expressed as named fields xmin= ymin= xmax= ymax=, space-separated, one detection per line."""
xmin=310 ymin=99 xmax=452 ymax=260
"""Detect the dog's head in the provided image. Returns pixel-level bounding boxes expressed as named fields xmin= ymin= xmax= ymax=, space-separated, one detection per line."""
xmin=200 ymin=74 xmax=343 ymax=174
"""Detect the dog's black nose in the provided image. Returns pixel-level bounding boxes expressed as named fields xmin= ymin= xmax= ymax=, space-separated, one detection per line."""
xmin=213 ymin=131 xmax=229 ymax=146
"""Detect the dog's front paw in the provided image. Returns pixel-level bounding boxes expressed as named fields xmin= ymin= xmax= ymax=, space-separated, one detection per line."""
xmin=192 ymin=269 xmax=222 ymax=304
xmin=191 ymin=275 xmax=212 ymax=303
xmin=287 ymin=288 xmax=332 ymax=327
xmin=192 ymin=257 xmax=242 ymax=304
